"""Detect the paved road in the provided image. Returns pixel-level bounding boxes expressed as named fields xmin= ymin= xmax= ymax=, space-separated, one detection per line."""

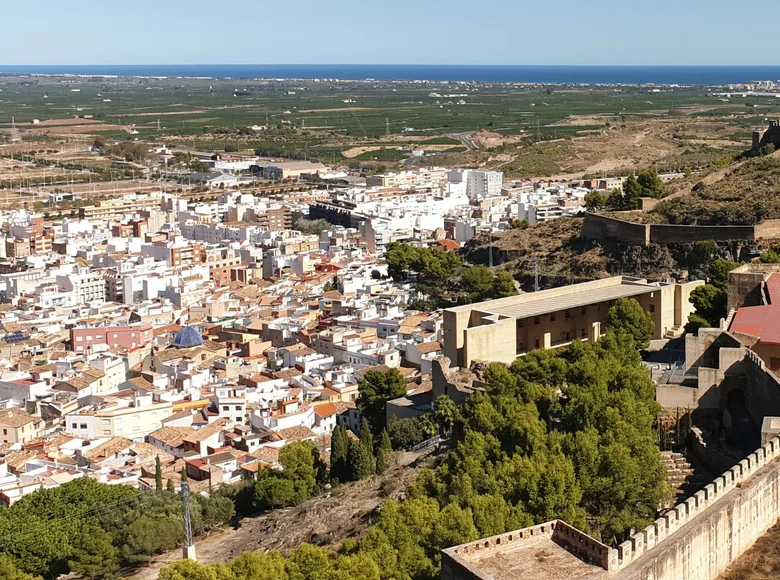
xmin=448 ymin=131 xmax=480 ymax=150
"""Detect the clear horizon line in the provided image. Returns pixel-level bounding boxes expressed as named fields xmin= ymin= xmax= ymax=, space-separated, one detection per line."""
xmin=2 ymin=63 xmax=780 ymax=68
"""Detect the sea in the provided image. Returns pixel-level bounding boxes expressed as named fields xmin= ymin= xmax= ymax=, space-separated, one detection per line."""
xmin=1 ymin=64 xmax=780 ymax=85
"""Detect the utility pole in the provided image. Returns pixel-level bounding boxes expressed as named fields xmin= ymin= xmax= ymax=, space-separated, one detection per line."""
xmin=181 ymin=481 xmax=196 ymax=560
xmin=534 ymin=261 xmax=539 ymax=292
xmin=488 ymin=230 xmax=493 ymax=268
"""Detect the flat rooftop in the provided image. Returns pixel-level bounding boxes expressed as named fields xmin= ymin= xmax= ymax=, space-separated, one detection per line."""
xmin=481 ymin=280 xmax=657 ymax=320
xmin=448 ymin=528 xmax=608 ymax=580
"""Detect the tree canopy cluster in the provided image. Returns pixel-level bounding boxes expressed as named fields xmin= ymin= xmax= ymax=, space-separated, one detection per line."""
xmin=686 ymin=258 xmax=739 ymax=331
xmin=161 ymin=305 xmax=668 ymax=580
xmin=0 ymin=477 xmax=234 ymax=579
xmin=585 ymin=171 xmax=665 ymax=211
xmin=384 ymin=244 xmax=517 ymax=307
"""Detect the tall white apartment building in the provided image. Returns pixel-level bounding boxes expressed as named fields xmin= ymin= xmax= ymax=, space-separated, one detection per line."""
xmin=467 ymin=171 xmax=504 ymax=200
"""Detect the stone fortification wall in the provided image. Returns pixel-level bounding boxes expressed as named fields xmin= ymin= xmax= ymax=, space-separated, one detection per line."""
xmin=581 ymin=213 xmax=780 ymax=247
xmin=580 ymin=214 xmax=650 ymax=245
xmin=442 ymin=436 xmax=780 ymax=580
xmin=649 ymin=223 xmax=757 ymax=245
xmin=616 ymin=436 xmax=780 ymax=579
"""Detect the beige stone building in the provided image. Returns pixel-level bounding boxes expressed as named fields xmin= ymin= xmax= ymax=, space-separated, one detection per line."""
xmin=0 ymin=408 xmax=43 ymax=445
xmin=443 ymin=276 xmax=702 ymax=367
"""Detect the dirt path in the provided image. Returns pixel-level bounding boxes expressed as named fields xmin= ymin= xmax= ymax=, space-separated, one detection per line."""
xmin=125 ymin=448 xmax=442 ymax=580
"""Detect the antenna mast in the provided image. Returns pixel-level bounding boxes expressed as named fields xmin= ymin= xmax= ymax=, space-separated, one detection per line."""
xmin=181 ymin=481 xmax=196 ymax=560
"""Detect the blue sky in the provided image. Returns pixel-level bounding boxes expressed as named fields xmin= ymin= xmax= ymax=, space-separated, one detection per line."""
xmin=3 ymin=0 xmax=779 ymax=66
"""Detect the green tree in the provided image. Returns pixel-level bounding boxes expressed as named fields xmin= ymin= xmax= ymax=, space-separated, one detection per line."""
xmin=122 ymin=516 xmax=183 ymax=564
xmin=349 ymin=422 xmax=376 ymax=481
xmin=387 ymin=416 xmax=425 ymax=449
xmin=0 ymin=554 xmax=41 ymax=580
xmin=460 ymin=266 xmax=494 ymax=302
xmin=584 ymin=191 xmax=608 ymax=211
xmin=492 ymin=271 xmax=517 ymax=298
xmin=68 ymin=525 xmax=120 ymax=579
xmin=433 ymin=395 xmax=458 ymax=434
xmin=758 ymin=243 xmax=780 ymax=264
xmin=375 ymin=429 xmax=393 ymax=475
xmin=707 ymin=258 xmax=740 ymax=290
xmin=622 ymin=175 xmax=644 ymax=208
xmin=605 ymin=297 xmax=655 ymax=348
xmin=606 ymin=187 xmax=628 ymax=210
xmin=278 ymin=440 xmax=327 ymax=503
xmin=636 ymin=170 xmax=664 ymax=198
xmin=357 ymin=369 xmax=408 ymax=433
xmin=254 ymin=476 xmax=297 ymax=510
xmin=155 ymin=455 xmax=163 ymax=491
xmin=167 ymin=479 xmax=176 ymax=493
xmin=230 ymin=551 xmax=288 ymax=580
xmin=689 ymin=283 xmax=728 ymax=326
xmin=158 ymin=560 xmax=219 ymax=580
xmin=330 ymin=424 xmax=350 ymax=483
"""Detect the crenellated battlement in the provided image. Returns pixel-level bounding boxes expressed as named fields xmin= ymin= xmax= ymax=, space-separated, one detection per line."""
xmin=612 ymin=435 xmax=780 ymax=571
xmin=442 ymin=436 xmax=780 ymax=580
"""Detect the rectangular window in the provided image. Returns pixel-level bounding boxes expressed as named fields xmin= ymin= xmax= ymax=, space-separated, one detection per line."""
xmin=649 ymin=304 xmax=656 ymax=313
xmin=581 ymin=306 xmax=586 ymax=315
xmin=2 ymin=429 xmax=6 ymax=435
xmin=534 ymin=338 xmax=540 ymax=348
xmin=534 ymin=316 xmax=540 ymax=325
xmin=550 ymin=313 xmax=556 ymax=322
xmin=76 ymin=336 xmax=83 ymax=342
xmin=71 ymin=423 xmax=77 ymax=429
xmin=235 ymin=405 xmax=241 ymax=411
xmin=581 ymin=328 xmax=587 ymax=338
xmin=80 ymin=423 xmax=87 ymax=430
xmin=518 ymin=320 xmax=524 ymax=328
xmin=564 ymin=310 xmax=570 ymax=320
xmin=223 ymin=406 xmax=230 ymax=411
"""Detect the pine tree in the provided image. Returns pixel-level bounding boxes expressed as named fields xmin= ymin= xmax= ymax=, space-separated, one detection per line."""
xmin=181 ymin=466 xmax=187 ymax=482
xmin=166 ymin=478 xmax=176 ymax=493
xmin=348 ymin=439 xmax=374 ymax=481
xmin=359 ymin=418 xmax=374 ymax=460
xmin=330 ymin=425 xmax=349 ymax=483
xmin=375 ymin=429 xmax=393 ymax=475
xmin=155 ymin=455 xmax=163 ymax=491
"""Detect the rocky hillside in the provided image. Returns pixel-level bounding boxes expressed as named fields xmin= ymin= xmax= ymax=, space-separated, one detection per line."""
xmin=654 ymin=156 xmax=780 ymax=225
xmin=462 ymin=217 xmax=770 ymax=289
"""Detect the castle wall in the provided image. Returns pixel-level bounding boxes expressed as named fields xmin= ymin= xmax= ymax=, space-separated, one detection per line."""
xmin=649 ymin=223 xmax=756 ymax=245
xmin=617 ymin=437 xmax=780 ymax=580
xmin=581 ymin=214 xmax=780 ymax=248
xmin=580 ymin=214 xmax=650 ymax=245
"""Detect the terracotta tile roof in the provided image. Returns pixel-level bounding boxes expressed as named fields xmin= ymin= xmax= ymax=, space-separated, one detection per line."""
xmin=0 ymin=408 xmax=40 ymax=428
xmin=128 ymin=377 xmax=155 ymax=391
xmin=415 ymin=341 xmax=442 ymax=354
xmin=149 ymin=426 xmax=196 ymax=448
xmin=250 ymin=446 xmax=281 ymax=463
xmin=276 ymin=425 xmax=316 ymax=441
xmin=333 ymin=401 xmax=356 ymax=414
xmin=313 ymin=402 xmax=337 ymax=418
xmin=83 ymin=437 xmax=134 ymax=462
xmin=182 ymin=418 xmax=226 ymax=443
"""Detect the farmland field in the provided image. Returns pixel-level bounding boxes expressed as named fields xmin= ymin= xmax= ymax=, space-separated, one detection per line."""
xmin=0 ymin=74 xmax=772 ymax=178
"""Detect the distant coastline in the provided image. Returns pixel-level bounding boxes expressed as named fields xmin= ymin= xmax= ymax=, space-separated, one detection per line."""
xmin=1 ymin=64 xmax=780 ymax=85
